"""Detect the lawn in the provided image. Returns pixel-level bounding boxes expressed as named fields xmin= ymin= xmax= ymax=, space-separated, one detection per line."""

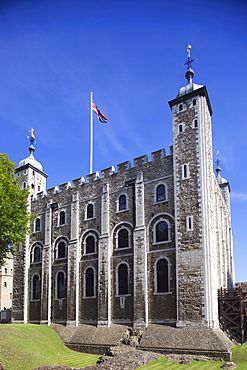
xmin=0 ymin=324 xmax=100 ymax=370
xmin=0 ymin=324 xmax=246 ymax=370
xmin=137 ymin=342 xmax=247 ymax=370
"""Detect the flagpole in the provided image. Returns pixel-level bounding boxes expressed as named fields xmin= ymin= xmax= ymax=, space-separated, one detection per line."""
xmin=90 ymin=91 xmax=93 ymax=174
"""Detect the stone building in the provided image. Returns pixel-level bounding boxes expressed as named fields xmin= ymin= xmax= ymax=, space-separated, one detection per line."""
xmin=0 ymin=258 xmax=13 ymax=311
xmin=12 ymin=47 xmax=234 ymax=331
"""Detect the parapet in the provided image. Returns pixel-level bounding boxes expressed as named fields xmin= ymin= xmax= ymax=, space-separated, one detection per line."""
xmin=134 ymin=155 xmax=148 ymax=167
xmin=117 ymin=161 xmax=131 ymax=173
xmin=151 ymin=149 xmax=166 ymax=161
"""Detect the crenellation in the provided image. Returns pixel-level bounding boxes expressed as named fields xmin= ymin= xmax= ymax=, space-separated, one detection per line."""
xmin=59 ymin=181 xmax=71 ymax=191
xmin=101 ymin=166 xmax=115 ymax=178
xmin=72 ymin=177 xmax=85 ymax=188
xmin=117 ymin=160 xmax=131 ymax=172
xmin=151 ymin=149 xmax=166 ymax=161
xmin=133 ymin=154 xmax=148 ymax=167
xmin=86 ymin=171 xmax=100 ymax=183
xmin=47 ymin=186 xmax=59 ymax=195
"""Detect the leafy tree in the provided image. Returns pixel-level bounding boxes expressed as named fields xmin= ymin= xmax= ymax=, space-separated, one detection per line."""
xmin=0 ymin=153 xmax=32 ymax=264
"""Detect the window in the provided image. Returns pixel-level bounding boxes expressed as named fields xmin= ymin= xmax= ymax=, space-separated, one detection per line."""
xmin=182 ymin=164 xmax=189 ymax=179
xmin=117 ymin=263 xmax=129 ymax=295
xmin=155 ymin=258 xmax=169 ymax=293
xmin=33 ymin=246 xmax=41 ymax=262
xmin=156 ymin=184 xmax=166 ymax=202
xmin=32 ymin=274 xmax=41 ymax=300
xmin=57 ymin=271 xmax=66 ymax=299
xmin=118 ymin=228 xmax=129 ymax=249
xmin=178 ymin=124 xmax=183 ymax=133
xmin=193 ymin=99 xmax=196 ymax=106
xmin=4 ymin=268 xmax=7 ymax=274
xmin=35 ymin=218 xmax=41 ymax=232
xmin=193 ymin=119 xmax=198 ymax=128
xmin=85 ymin=235 xmax=95 ymax=254
xmin=59 ymin=211 xmax=66 ymax=225
xmin=118 ymin=194 xmax=127 ymax=211
xmin=57 ymin=241 xmax=66 ymax=259
xmin=85 ymin=267 xmax=95 ymax=297
xmin=186 ymin=216 xmax=193 ymax=231
xmin=4 ymin=282 xmax=7 ymax=288
xmin=155 ymin=221 xmax=169 ymax=242
xmin=179 ymin=104 xmax=183 ymax=111
xmin=86 ymin=204 xmax=94 ymax=219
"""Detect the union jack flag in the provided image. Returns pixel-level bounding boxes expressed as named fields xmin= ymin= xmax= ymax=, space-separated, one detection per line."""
xmin=92 ymin=101 xmax=108 ymax=123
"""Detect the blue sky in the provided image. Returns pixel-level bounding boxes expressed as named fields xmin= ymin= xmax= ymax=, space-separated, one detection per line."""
xmin=0 ymin=0 xmax=246 ymax=281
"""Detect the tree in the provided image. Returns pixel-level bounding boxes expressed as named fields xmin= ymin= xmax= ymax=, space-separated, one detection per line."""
xmin=0 ymin=153 xmax=32 ymax=264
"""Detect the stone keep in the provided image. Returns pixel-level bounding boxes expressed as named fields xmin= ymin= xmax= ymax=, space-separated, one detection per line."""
xmin=12 ymin=54 xmax=234 ymax=329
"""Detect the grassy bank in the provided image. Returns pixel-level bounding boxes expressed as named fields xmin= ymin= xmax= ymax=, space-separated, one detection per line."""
xmin=0 ymin=324 xmax=100 ymax=370
xmin=0 ymin=324 xmax=246 ymax=370
xmin=139 ymin=342 xmax=247 ymax=369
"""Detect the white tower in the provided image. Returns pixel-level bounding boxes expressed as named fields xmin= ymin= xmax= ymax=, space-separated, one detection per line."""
xmin=169 ymin=45 xmax=234 ymax=328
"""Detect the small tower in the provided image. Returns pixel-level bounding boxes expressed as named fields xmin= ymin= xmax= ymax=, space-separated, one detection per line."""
xmin=169 ymin=45 xmax=232 ymax=329
xmin=15 ymin=129 xmax=48 ymax=197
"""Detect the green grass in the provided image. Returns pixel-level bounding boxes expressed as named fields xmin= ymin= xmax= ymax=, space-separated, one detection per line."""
xmin=0 ymin=324 xmax=100 ymax=370
xmin=137 ymin=342 xmax=247 ymax=369
xmin=0 ymin=324 xmax=246 ymax=370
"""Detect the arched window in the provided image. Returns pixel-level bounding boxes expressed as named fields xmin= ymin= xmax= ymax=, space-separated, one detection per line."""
xmin=119 ymin=194 xmax=127 ymax=211
xmin=156 ymin=184 xmax=166 ymax=202
xmin=118 ymin=228 xmax=129 ymax=249
xmin=85 ymin=267 xmax=95 ymax=297
xmin=57 ymin=241 xmax=66 ymax=259
xmin=156 ymin=221 xmax=169 ymax=242
xmin=35 ymin=218 xmax=41 ymax=232
xmin=33 ymin=245 xmax=41 ymax=262
xmin=32 ymin=274 xmax=41 ymax=300
xmin=57 ymin=271 xmax=66 ymax=299
xmin=59 ymin=211 xmax=66 ymax=225
xmin=85 ymin=235 xmax=95 ymax=254
xmin=87 ymin=204 xmax=94 ymax=219
xmin=117 ymin=263 xmax=129 ymax=295
xmin=156 ymin=259 xmax=169 ymax=293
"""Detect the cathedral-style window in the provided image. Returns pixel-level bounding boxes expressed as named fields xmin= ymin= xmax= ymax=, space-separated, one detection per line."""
xmin=57 ymin=241 xmax=66 ymax=259
xmin=85 ymin=235 xmax=95 ymax=254
xmin=155 ymin=258 xmax=169 ymax=293
xmin=57 ymin=271 xmax=66 ymax=299
xmin=59 ymin=211 xmax=66 ymax=225
xmin=85 ymin=267 xmax=95 ymax=297
xmin=118 ymin=228 xmax=129 ymax=249
xmin=156 ymin=184 xmax=166 ymax=202
xmin=118 ymin=194 xmax=127 ymax=211
xmin=155 ymin=221 xmax=169 ymax=242
xmin=32 ymin=274 xmax=41 ymax=300
xmin=33 ymin=245 xmax=41 ymax=262
xmin=35 ymin=218 xmax=41 ymax=232
xmin=86 ymin=204 xmax=94 ymax=219
xmin=117 ymin=263 xmax=129 ymax=296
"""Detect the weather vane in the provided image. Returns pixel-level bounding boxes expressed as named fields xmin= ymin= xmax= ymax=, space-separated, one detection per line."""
xmin=27 ymin=128 xmax=36 ymax=148
xmin=215 ymin=150 xmax=221 ymax=176
xmin=182 ymin=44 xmax=197 ymax=70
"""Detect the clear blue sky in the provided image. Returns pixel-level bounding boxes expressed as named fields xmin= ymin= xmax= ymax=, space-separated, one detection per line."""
xmin=0 ymin=0 xmax=246 ymax=282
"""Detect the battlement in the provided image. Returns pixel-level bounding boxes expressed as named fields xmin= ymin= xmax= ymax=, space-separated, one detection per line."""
xmin=32 ymin=148 xmax=172 ymax=202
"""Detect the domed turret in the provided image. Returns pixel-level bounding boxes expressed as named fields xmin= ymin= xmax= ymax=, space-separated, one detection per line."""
xmin=16 ymin=128 xmax=47 ymax=197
